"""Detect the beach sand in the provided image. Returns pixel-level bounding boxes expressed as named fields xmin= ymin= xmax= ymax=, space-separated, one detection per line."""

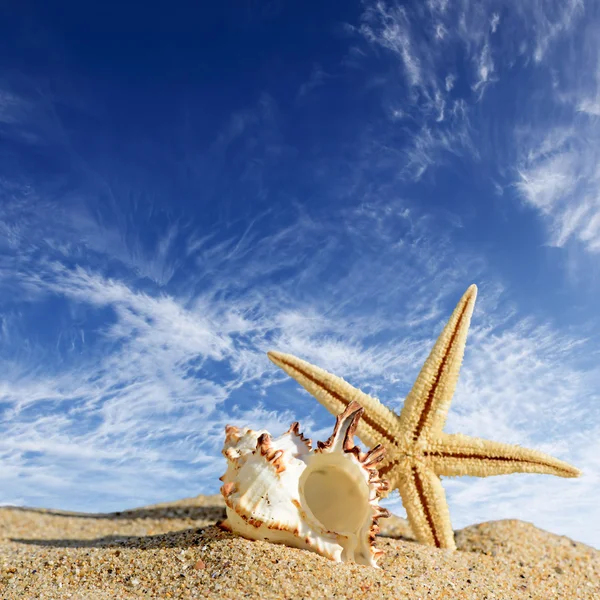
xmin=1 ymin=494 xmax=598 ymax=599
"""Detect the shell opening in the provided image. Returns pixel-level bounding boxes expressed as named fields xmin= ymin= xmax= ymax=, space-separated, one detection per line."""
xmin=300 ymin=454 xmax=370 ymax=534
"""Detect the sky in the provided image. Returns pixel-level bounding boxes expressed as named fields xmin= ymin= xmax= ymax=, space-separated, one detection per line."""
xmin=0 ymin=0 xmax=599 ymax=549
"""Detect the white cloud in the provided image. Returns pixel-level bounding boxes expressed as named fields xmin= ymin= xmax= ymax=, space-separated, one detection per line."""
xmin=350 ymin=1 xmax=496 ymax=179
xmin=401 ymin=102 xmax=475 ymax=180
xmin=360 ymin=4 xmax=422 ymax=88
xmin=0 ymin=89 xmax=23 ymax=124
xmin=426 ymin=0 xmax=449 ymax=14
xmin=530 ymin=0 xmax=584 ymax=63
xmin=453 ymin=0 xmax=583 ymax=66
xmin=490 ymin=13 xmax=500 ymax=34
xmin=0 ymin=193 xmax=486 ymax=509
xmin=578 ymin=98 xmax=600 ymax=117
xmin=577 ymin=61 xmax=600 ymax=117
xmin=472 ymin=43 xmax=495 ymax=96
xmin=516 ymin=127 xmax=600 ymax=253
xmin=495 ymin=3 xmax=599 ymax=257
xmin=297 ymin=65 xmax=329 ymax=99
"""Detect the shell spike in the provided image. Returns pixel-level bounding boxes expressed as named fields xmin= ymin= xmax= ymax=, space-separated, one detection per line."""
xmin=317 ymin=400 xmax=364 ymax=454
xmin=256 ymin=433 xmax=286 ymax=473
xmin=221 ymin=481 xmax=237 ymax=497
xmin=287 ymin=422 xmax=301 ymax=434
xmin=286 ymin=421 xmax=313 ymax=449
xmin=256 ymin=432 xmax=271 ymax=451
xmin=363 ymin=444 xmax=386 ymax=467
xmin=225 ymin=424 xmax=241 ymax=442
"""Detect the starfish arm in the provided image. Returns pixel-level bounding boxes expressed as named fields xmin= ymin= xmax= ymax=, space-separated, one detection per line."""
xmin=398 ymin=285 xmax=477 ymax=441
xmin=267 ymin=351 xmax=402 ymax=451
xmin=428 ymin=433 xmax=581 ymax=478
xmin=397 ymin=463 xmax=456 ymax=550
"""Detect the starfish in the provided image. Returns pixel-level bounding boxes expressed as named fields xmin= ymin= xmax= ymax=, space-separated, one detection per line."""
xmin=267 ymin=285 xmax=580 ymax=550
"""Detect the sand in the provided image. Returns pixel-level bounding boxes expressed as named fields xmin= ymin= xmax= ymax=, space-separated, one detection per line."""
xmin=1 ymin=494 xmax=598 ymax=599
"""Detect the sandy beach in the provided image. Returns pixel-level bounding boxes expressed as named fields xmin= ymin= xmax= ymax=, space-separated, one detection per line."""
xmin=0 ymin=494 xmax=598 ymax=599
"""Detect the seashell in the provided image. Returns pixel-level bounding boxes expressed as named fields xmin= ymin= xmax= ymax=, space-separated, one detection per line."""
xmin=218 ymin=401 xmax=391 ymax=566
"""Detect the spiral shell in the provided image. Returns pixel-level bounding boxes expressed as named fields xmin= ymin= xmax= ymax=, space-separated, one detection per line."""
xmin=219 ymin=401 xmax=391 ymax=566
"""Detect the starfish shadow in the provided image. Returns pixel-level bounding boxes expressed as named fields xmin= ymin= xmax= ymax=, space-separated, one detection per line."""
xmin=377 ymin=531 xmax=419 ymax=542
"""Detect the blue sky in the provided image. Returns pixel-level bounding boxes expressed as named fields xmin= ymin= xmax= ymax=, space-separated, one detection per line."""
xmin=1 ymin=0 xmax=599 ymax=548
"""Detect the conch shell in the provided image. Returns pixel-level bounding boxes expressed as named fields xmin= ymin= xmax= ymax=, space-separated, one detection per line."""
xmin=219 ymin=401 xmax=391 ymax=566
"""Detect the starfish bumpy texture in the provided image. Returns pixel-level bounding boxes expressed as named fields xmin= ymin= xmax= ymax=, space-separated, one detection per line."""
xmin=268 ymin=285 xmax=580 ymax=551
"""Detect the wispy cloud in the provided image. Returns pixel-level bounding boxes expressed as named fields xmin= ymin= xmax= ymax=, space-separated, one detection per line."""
xmin=0 ymin=89 xmax=23 ymax=124
xmin=297 ymin=65 xmax=329 ymax=99
xmin=515 ymin=123 xmax=600 ymax=253
xmin=490 ymin=13 xmax=500 ymax=34
xmin=472 ymin=43 xmax=495 ymax=97
xmin=345 ymin=1 xmax=514 ymax=180
xmin=360 ymin=3 xmax=422 ymax=88
xmin=0 ymin=191 xmax=482 ymax=508
xmin=347 ymin=0 xmax=590 ymax=183
xmin=461 ymin=0 xmax=598 ymax=256
xmin=528 ymin=0 xmax=584 ymax=63
xmin=348 ymin=2 xmax=473 ymax=179
xmin=400 ymin=101 xmax=474 ymax=179
xmin=1 ymin=187 xmax=597 ymax=545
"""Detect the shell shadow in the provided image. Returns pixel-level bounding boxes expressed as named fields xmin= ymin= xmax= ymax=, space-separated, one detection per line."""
xmin=8 ymin=502 xmax=416 ymax=549
xmin=11 ymin=524 xmax=231 ymax=549
xmin=6 ymin=504 xmax=226 ymax=522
